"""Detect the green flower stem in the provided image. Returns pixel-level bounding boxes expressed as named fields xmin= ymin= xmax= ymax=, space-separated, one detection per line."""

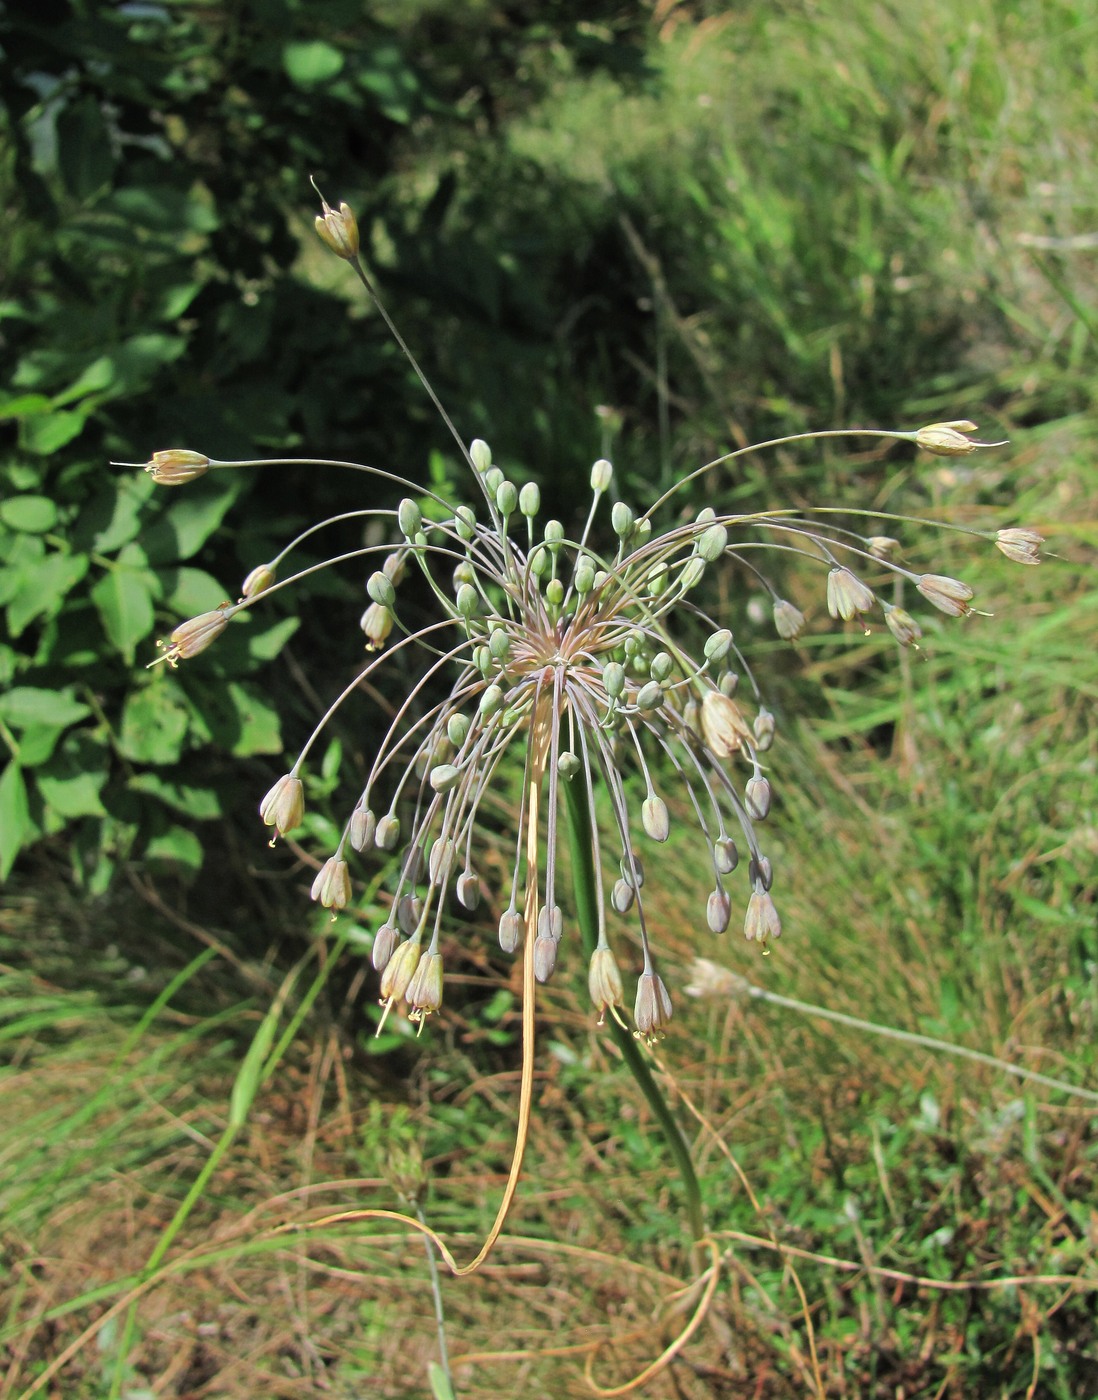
xmin=563 ymin=778 xmax=705 ymax=1246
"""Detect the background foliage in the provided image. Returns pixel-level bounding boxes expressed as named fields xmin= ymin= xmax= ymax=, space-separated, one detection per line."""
xmin=2 ymin=1 xmax=1096 ymax=1396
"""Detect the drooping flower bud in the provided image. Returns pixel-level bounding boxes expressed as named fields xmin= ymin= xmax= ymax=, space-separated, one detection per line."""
xmin=371 ymin=922 xmax=400 ymax=972
xmin=700 ymin=690 xmax=753 ymax=757
xmin=588 ymin=946 xmax=624 ymax=1019
xmin=883 ymin=603 xmax=922 ymax=647
xmin=744 ymin=885 xmax=782 ymax=945
xmin=498 ymin=908 xmax=524 ymax=953
xmin=634 ymin=970 xmax=673 ymax=1038
xmin=642 ymin=794 xmax=670 ymax=842
xmin=826 ymin=567 xmax=875 ymax=622
xmin=745 ymin=774 xmax=772 ymax=821
xmin=379 ymin=937 xmax=422 ymax=1002
xmin=360 ymin=601 xmax=393 ymax=650
xmin=259 ymin=774 xmax=304 ymax=836
xmin=772 ymin=598 xmax=806 ymax=640
xmin=311 ymin=855 xmax=351 ymax=910
xmin=405 ymin=951 xmax=444 ymax=1019
xmin=706 ymin=887 xmax=731 ymax=933
xmin=916 ymin=573 xmax=973 ymax=617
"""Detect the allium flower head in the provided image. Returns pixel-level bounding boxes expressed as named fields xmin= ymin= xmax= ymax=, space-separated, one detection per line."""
xmin=137 ymin=190 xmax=1024 ymax=1039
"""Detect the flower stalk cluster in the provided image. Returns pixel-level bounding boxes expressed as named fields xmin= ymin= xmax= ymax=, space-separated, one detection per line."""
xmin=137 ymin=193 xmax=1045 ymax=1042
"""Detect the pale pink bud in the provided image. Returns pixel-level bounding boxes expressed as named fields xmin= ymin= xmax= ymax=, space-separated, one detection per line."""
xmin=588 ymin=946 xmax=624 ymax=1017
xmin=995 ymin=527 xmax=1043 ymax=566
xmin=154 ymin=606 xmax=231 ymax=667
xmin=700 ymin=690 xmax=753 ymax=758
xmin=405 ymin=951 xmax=444 ymax=1018
xmin=314 ymin=198 xmax=359 ymax=259
xmin=772 ymin=597 xmax=806 ymax=640
xmin=259 ymin=774 xmax=304 ymax=835
xmin=914 ymin=420 xmax=999 ymax=456
xmin=883 ymin=604 xmax=922 ymax=647
xmin=826 ymin=567 xmax=875 ymax=621
xmin=310 ymin=856 xmax=351 ymax=910
xmin=634 ymin=970 xmax=673 ymax=1038
xmin=744 ymin=887 xmax=782 ymax=945
xmin=144 ymin=449 xmax=210 ymax=485
xmin=916 ymin=573 xmax=973 ymax=616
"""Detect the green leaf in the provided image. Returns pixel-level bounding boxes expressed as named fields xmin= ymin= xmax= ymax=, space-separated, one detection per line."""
xmin=0 ymin=687 xmax=92 ymax=730
xmin=50 ymin=356 xmax=115 ymax=408
xmin=128 ymin=773 xmax=222 ymax=819
xmin=91 ymin=563 xmax=157 ymax=662
xmin=5 ymin=551 xmax=89 ymax=637
xmin=118 ymin=681 xmax=191 ymax=765
xmin=223 ymin=682 xmax=282 ymax=756
xmin=84 ymin=475 xmax=153 ymax=555
xmin=144 ymin=825 xmax=204 ymax=874
xmin=0 ymin=763 xmax=32 ymax=879
xmin=20 ymin=410 xmax=88 ymax=455
xmin=0 ymin=495 xmax=59 ymax=533
xmin=162 ymin=566 xmax=232 ymax=617
xmin=37 ymin=764 xmax=107 ymax=821
xmin=283 ymin=40 xmax=345 ymax=86
xmin=0 ymin=393 xmax=53 ymax=420
xmin=245 ymin=615 xmax=300 ymax=661
xmin=142 ymin=483 xmax=241 ymax=563
xmin=56 ymin=94 xmax=115 ymax=199
xmin=11 ymin=724 xmax=64 ymax=767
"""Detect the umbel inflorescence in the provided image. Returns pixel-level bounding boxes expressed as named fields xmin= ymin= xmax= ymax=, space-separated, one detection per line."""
xmin=137 ymin=193 xmax=1043 ymax=1041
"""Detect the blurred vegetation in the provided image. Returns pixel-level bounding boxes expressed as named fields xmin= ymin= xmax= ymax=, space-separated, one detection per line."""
xmin=1 ymin=0 xmax=1096 ymax=1397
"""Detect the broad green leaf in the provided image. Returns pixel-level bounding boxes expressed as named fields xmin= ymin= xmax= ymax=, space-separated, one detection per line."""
xmin=245 ymin=615 xmax=300 ymax=661
xmin=5 ymin=551 xmax=89 ymax=637
xmin=11 ymin=724 xmax=64 ymax=767
xmin=142 ymin=483 xmax=241 ymax=562
xmin=223 ymin=682 xmax=282 ymax=756
xmin=0 ymin=393 xmax=52 ymax=419
xmin=50 ymin=356 xmax=115 ymax=408
xmin=145 ymin=825 xmax=204 ymax=874
xmin=118 ymin=682 xmax=190 ymax=764
xmin=0 ymin=535 xmax=45 ymax=607
xmin=107 ymin=185 xmax=219 ymax=235
xmin=37 ymin=766 xmax=107 ymax=820
xmin=162 ymin=566 xmax=232 ymax=617
xmin=20 ymin=410 xmax=87 ymax=455
xmin=128 ymin=773 xmax=222 ymax=819
xmin=0 ymin=763 xmax=32 ymax=879
xmin=84 ymin=475 xmax=153 ymax=554
xmin=91 ymin=564 xmax=157 ymax=661
xmin=283 ymin=40 xmax=344 ymax=86
xmin=56 ymin=94 xmax=115 ymax=198
xmin=0 ymin=495 xmax=58 ymax=533
xmin=0 ymin=686 xmax=92 ymax=730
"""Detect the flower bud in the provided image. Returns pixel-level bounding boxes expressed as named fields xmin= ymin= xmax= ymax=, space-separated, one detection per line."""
xmin=588 ymin=946 xmax=624 ymax=1016
xmin=371 ymin=922 xmax=400 ymax=972
xmin=367 ymin=570 xmax=396 ymax=608
xmin=866 ymin=536 xmax=900 ymax=560
xmin=744 ymin=886 xmax=782 ymax=945
xmin=348 ymin=801 xmax=376 ymax=852
xmin=534 ymin=934 xmax=558 ymax=983
xmin=558 ymin=751 xmax=581 ymax=779
xmin=574 ymin=560 xmax=596 ymax=594
xmin=634 ymin=970 xmax=672 ymax=1038
xmin=650 ymin=651 xmax=674 ymax=683
xmin=519 ymin=481 xmax=541 ymax=517
xmin=383 ymin=551 xmax=406 ymax=585
xmin=498 ymin=908 xmax=524 ymax=953
xmin=753 ymin=707 xmax=775 ymax=751
xmin=883 ymin=603 xmax=922 ymax=647
xmin=611 ymin=501 xmax=634 ymax=538
xmin=484 ymin=466 xmax=504 ymax=497
xmin=914 ymin=420 xmax=982 ymax=455
xmin=156 ymin=607 xmax=231 ymax=666
xmin=446 ymin=713 xmax=469 ymax=747
xmin=916 ymin=573 xmax=973 ymax=617
xmin=611 ymin=877 xmax=635 ymax=913
xmin=697 ymin=522 xmax=728 ymax=562
xmin=642 ymin=794 xmax=670 ymax=842
xmin=995 ymin=527 xmax=1043 ymax=565
xmin=240 ymin=562 xmax=276 ymax=600
xmin=469 ymin=439 xmax=492 ymax=472
xmin=429 ymin=763 xmax=461 ymax=793
xmin=398 ymin=498 xmax=422 ymax=538
xmin=397 ymin=893 xmax=423 ymax=935
xmin=311 ymin=855 xmax=351 ymax=910
xmin=375 ymin=814 xmax=401 ymax=850
xmin=679 ymin=556 xmax=705 ymax=590
xmin=700 ymin=690 xmax=752 ymax=757
xmin=456 ymin=871 xmax=480 ymax=910
xmin=455 ymin=583 xmax=478 ymax=619
xmin=259 ymin=774 xmax=304 ymax=835
xmin=494 ymin=479 xmax=517 ymax=517
xmin=405 ymin=951 xmax=444 ymax=1017
xmin=379 ymin=937 xmax=422 ymax=1001
xmin=772 ymin=598 xmax=806 ymax=640
xmin=746 ymin=774 xmax=772 ymax=821
xmin=360 ymin=601 xmax=393 ymax=650
xmin=704 ymin=629 xmax=733 ymax=664
xmin=590 ymin=458 xmax=613 ymax=493
xmin=144 ymin=449 xmax=210 ymax=486
xmin=480 ymin=683 xmax=504 ymax=717
xmin=603 ymin=662 xmax=626 ymax=700
xmin=713 ymin=836 xmax=739 ymax=874
xmin=428 ymin=836 xmax=455 ymax=885
xmin=706 ymin=887 xmax=731 ymax=934
xmin=636 ymin=680 xmax=663 ymax=711
xmin=826 ymin=566 xmax=875 ymax=621
xmin=314 ymin=199 xmax=359 ymax=259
